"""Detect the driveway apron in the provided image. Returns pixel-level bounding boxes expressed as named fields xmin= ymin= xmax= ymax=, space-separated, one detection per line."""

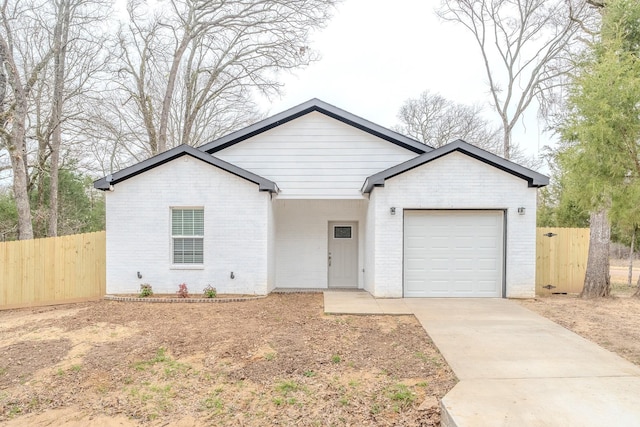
xmin=402 ymin=298 xmax=640 ymax=427
xmin=323 ymin=292 xmax=640 ymax=427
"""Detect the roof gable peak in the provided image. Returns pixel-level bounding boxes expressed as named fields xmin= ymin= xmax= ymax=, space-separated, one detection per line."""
xmin=94 ymin=144 xmax=277 ymax=193
xmin=362 ymin=139 xmax=549 ymax=192
xmin=198 ymin=99 xmax=431 ymax=155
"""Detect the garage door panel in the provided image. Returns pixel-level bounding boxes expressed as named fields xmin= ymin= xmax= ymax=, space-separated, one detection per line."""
xmin=431 ymin=280 xmax=452 ymax=293
xmin=430 ymin=238 xmax=449 ymax=249
xmin=404 ymin=210 xmax=504 ymax=298
xmin=477 ymin=280 xmax=499 ymax=292
xmin=453 ymin=280 xmax=473 ymax=291
xmin=478 ymin=241 xmax=499 ymax=249
xmin=453 ymin=237 xmax=474 ymax=248
xmin=477 ymin=258 xmax=499 ymax=271
xmin=430 ymin=258 xmax=451 ymax=269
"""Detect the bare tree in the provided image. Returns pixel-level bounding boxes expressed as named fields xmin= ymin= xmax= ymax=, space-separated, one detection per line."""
xmin=43 ymin=0 xmax=110 ymax=236
xmin=0 ymin=0 xmax=111 ymax=239
xmin=395 ymin=90 xmax=541 ymax=169
xmin=113 ymin=0 xmax=338 ymax=157
xmin=437 ymin=0 xmax=597 ymax=159
xmin=395 ymin=90 xmax=501 ymax=152
xmin=0 ymin=0 xmax=55 ymax=240
xmin=46 ymin=0 xmax=72 ymax=237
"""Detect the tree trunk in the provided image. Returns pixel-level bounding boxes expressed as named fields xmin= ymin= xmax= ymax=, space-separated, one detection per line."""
xmin=157 ymin=34 xmax=190 ymax=154
xmin=34 ymin=138 xmax=48 ymax=235
xmin=1 ymin=40 xmax=34 ymax=240
xmin=628 ymin=226 xmax=636 ymax=287
xmin=581 ymin=209 xmax=610 ymax=298
xmin=634 ymin=269 xmax=640 ymax=298
xmin=9 ymin=142 xmax=34 ymax=240
xmin=503 ymin=124 xmax=511 ymax=160
xmin=48 ymin=0 xmax=71 ymax=237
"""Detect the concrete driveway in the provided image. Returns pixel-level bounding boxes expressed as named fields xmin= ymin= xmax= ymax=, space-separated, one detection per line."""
xmin=324 ymin=292 xmax=640 ymax=427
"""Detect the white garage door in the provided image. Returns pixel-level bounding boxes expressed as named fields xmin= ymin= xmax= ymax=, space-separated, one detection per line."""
xmin=404 ymin=210 xmax=504 ymax=297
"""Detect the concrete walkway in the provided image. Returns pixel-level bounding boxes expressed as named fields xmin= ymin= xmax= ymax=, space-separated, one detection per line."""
xmin=324 ymin=292 xmax=640 ymax=427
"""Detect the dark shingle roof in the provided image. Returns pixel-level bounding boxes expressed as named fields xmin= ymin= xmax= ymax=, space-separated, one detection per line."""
xmin=93 ymin=144 xmax=277 ymax=193
xmin=362 ymin=139 xmax=549 ymax=193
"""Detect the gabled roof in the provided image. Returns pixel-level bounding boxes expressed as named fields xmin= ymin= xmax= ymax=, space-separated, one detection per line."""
xmin=362 ymin=139 xmax=549 ymax=193
xmin=94 ymin=144 xmax=278 ymax=193
xmin=198 ymin=98 xmax=432 ymax=154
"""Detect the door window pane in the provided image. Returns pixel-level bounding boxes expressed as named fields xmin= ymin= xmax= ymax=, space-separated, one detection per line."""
xmin=334 ymin=226 xmax=352 ymax=239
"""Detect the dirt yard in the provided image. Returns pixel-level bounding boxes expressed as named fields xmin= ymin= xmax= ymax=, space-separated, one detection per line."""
xmin=4 ymin=265 xmax=640 ymax=427
xmin=0 ymin=294 xmax=456 ymax=426
xmin=520 ymin=278 xmax=640 ymax=367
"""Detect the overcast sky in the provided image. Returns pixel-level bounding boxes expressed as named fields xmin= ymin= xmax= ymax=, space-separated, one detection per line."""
xmin=259 ymin=0 xmax=549 ymax=159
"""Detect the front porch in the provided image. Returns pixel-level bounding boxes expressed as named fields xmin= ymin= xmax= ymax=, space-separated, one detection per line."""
xmin=270 ymin=199 xmax=368 ymax=291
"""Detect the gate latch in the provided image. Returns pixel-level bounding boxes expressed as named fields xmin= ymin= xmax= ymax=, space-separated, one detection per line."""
xmin=543 ymin=232 xmax=557 ymax=237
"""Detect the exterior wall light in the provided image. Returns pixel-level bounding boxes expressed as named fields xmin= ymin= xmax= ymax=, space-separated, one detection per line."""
xmin=390 ymin=207 xmax=396 ymax=215
xmin=517 ymin=207 xmax=526 ymax=215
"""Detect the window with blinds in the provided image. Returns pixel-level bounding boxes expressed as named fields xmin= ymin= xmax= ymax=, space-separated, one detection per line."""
xmin=172 ymin=208 xmax=204 ymax=264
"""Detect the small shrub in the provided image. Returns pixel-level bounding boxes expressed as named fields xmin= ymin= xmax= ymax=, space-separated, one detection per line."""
xmin=176 ymin=283 xmax=189 ymax=298
xmin=203 ymin=285 xmax=217 ymax=298
xmin=139 ymin=284 xmax=153 ymax=297
xmin=331 ymin=354 xmax=342 ymax=364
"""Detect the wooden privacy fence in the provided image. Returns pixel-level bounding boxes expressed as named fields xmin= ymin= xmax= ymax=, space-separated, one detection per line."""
xmin=536 ymin=227 xmax=590 ymax=295
xmin=0 ymin=231 xmax=105 ymax=310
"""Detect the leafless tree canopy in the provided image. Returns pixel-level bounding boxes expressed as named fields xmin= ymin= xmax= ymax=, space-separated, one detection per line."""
xmin=110 ymin=0 xmax=339 ymax=157
xmin=0 ymin=0 xmax=111 ymax=239
xmin=395 ymin=90 xmax=541 ymax=169
xmin=0 ymin=0 xmax=338 ymax=239
xmin=437 ymin=0 xmax=599 ymax=159
xmin=395 ymin=90 xmax=502 ymax=152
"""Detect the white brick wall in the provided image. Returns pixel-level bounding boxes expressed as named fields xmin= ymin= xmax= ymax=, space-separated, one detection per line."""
xmin=368 ymin=152 xmax=538 ymax=298
xmin=267 ymin=200 xmax=276 ymax=292
xmin=105 ymin=156 xmax=271 ymax=295
xmin=105 ymin=149 xmax=538 ymax=298
xmin=363 ymin=192 xmax=376 ymax=293
xmin=273 ymin=199 xmax=367 ymax=288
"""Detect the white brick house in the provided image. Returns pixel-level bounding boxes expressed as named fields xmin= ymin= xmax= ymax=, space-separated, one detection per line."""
xmin=95 ymin=99 xmax=547 ymax=298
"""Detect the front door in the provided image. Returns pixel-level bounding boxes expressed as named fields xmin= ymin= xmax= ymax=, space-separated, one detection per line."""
xmin=328 ymin=222 xmax=358 ymax=288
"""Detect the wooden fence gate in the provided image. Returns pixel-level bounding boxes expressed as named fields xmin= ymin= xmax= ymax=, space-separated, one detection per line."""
xmin=0 ymin=231 xmax=106 ymax=310
xmin=536 ymin=227 xmax=590 ymax=295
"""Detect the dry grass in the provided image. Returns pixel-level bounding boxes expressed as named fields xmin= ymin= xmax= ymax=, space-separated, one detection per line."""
xmin=0 ymin=294 xmax=456 ymax=426
xmin=520 ymin=277 xmax=640 ymax=366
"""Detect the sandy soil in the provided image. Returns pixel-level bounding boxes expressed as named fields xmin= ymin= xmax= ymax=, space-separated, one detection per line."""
xmin=0 ymin=294 xmax=456 ymax=426
xmin=519 ymin=283 xmax=640 ymax=366
xmin=521 ymin=259 xmax=640 ymax=367
xmin=4 ymin=263 xmax=638 ymax=426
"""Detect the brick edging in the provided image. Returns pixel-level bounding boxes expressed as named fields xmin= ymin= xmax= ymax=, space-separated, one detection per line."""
xmin=103 ymin=295 xmax=267 ymax=303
